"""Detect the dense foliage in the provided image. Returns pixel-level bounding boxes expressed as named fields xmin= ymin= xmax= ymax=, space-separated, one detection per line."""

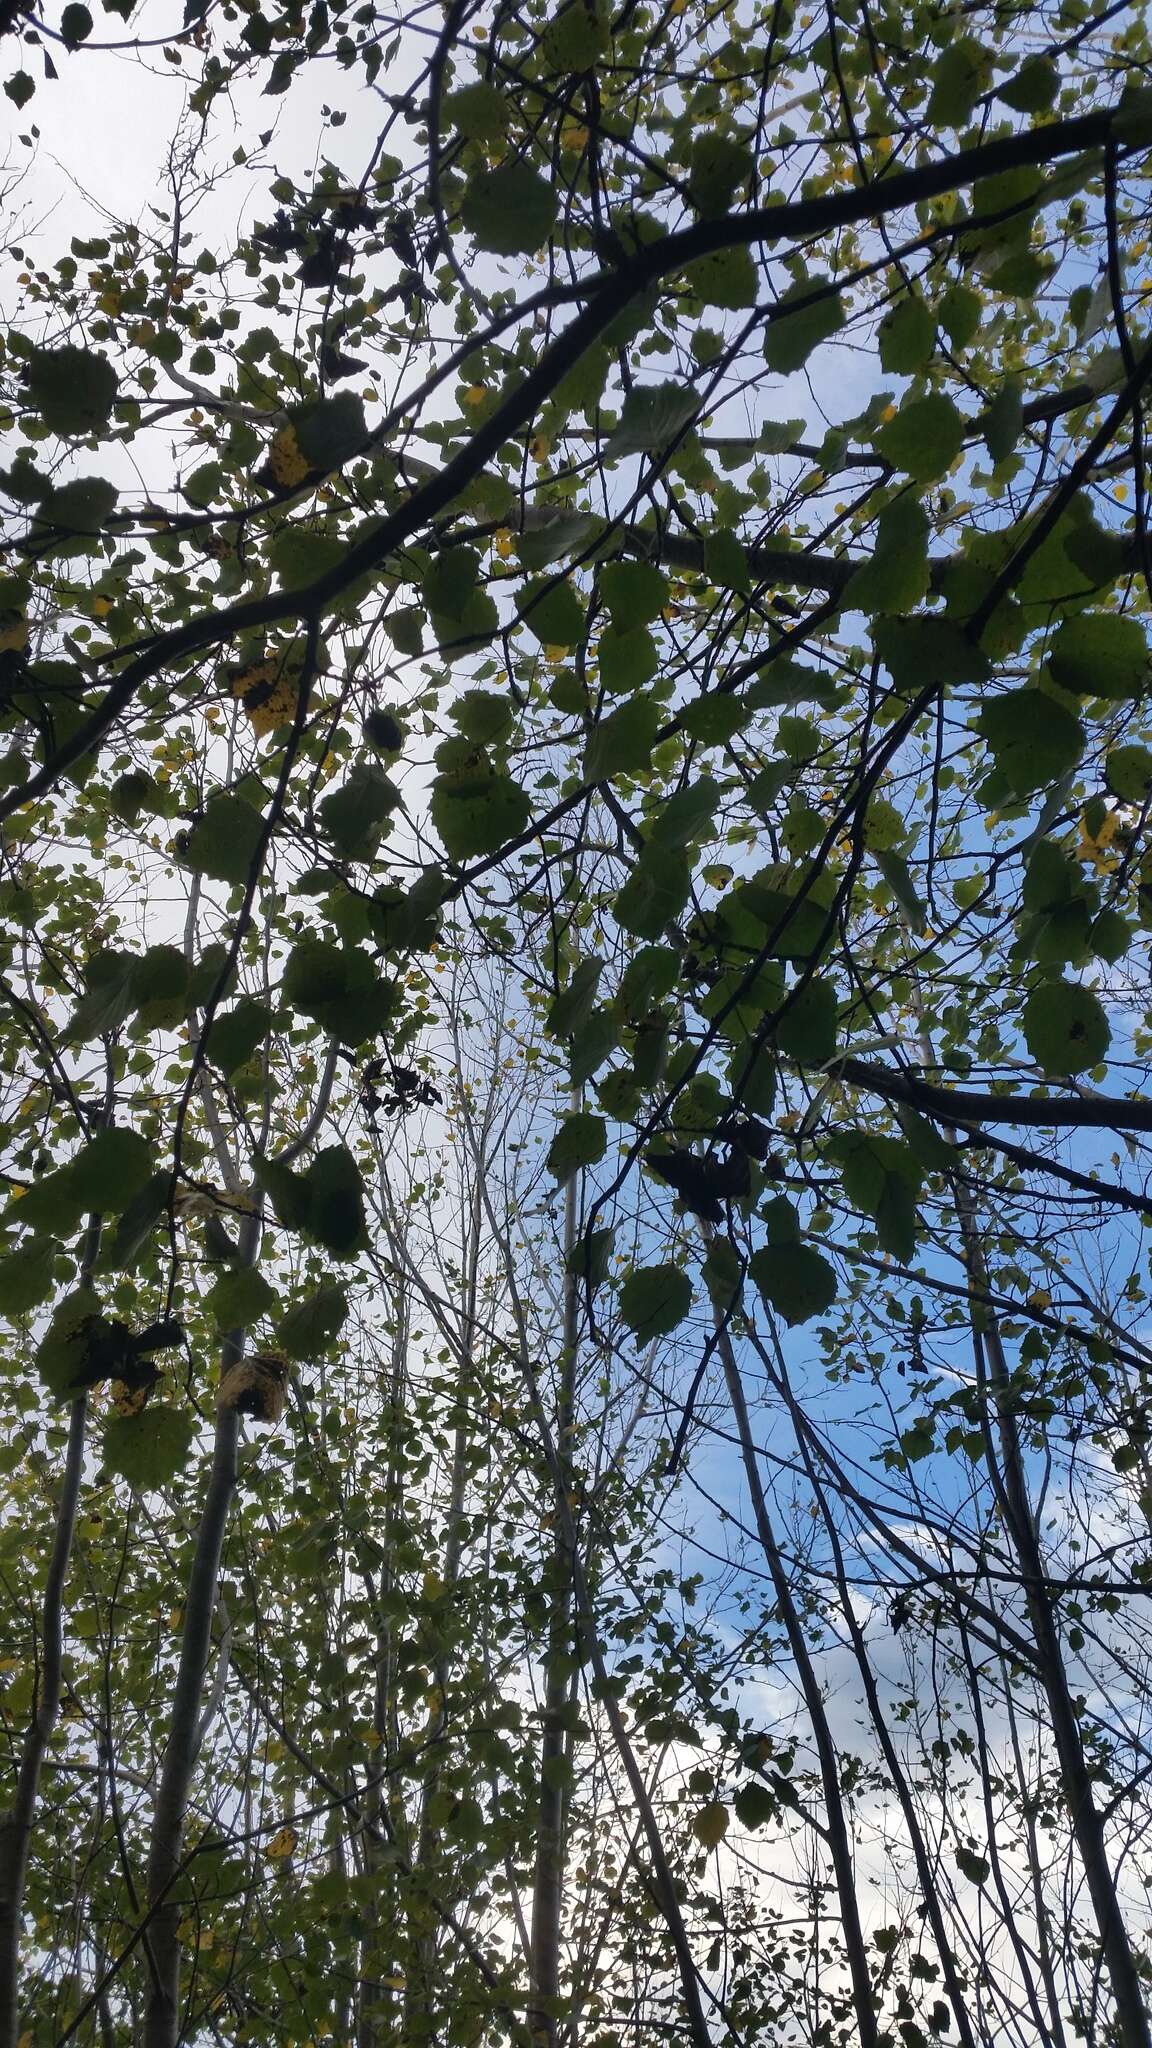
xmin=3 ymin=0 xmax=1152 ymax=2040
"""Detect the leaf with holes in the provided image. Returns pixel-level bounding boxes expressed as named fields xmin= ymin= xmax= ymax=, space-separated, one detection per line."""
xmin=1021 ymin=979 xmax=1110 ymax=1075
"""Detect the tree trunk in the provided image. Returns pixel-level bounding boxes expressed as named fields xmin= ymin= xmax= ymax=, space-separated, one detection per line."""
xmin=143 ymin=1403 xmax=240 ymax=2048
xmin=0 ymin=1393 xmax=88 ymax=2048
xmin=528 ymin=1169 xmax=578 ymax=2048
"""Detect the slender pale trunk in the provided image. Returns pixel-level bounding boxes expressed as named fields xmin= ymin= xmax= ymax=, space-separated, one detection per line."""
xmin=0 ymin=1393 xmax=88 ymax=2048
xmin=709 ymin=1299 xmax=881 ymax=2048
xmin=357 ymin=1287 xmax=409 ymax=2048
xmin=401 ymin=1179 xmax=483 ymax=2040
xmin=143 ymin=1401 xmax=241 ymax=2048
xmin=527 ymin=1166 xmax=578 ymax=2047
xmin=957 ymin=1193 xmax=1152 ymax=2048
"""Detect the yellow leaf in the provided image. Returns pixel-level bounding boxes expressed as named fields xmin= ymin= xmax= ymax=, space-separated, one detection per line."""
xmin=265 ymin=1825 xmax=297 ymax=1861
xmin=267 ymin=425 xmax=312 ymax=489
xmin=111 ymin=1378 xmax=151 ymax=1417
xmin=463 ymin=384 xmax=487 ymax=406
xmin=92 ymin=595 xmax=113 ymax=618
xmin=691 ymin=1802 xmax=730 ymax=1848
xmin=230 ymin=658 xmax=299 ymax=737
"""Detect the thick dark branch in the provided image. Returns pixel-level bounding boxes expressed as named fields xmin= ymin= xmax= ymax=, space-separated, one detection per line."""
xmin=842 ymin=1056 xmax=1152 ymax=1133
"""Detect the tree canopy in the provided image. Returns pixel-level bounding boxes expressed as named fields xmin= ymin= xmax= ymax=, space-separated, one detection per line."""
xmin=3 ymin=0 xmax=1152 ymax=2041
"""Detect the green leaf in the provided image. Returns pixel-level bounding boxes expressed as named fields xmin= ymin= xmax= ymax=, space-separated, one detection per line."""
xmin=983 ymin=379 xmax=1023 ymax=463
xmin=703 ymin=1235 xmax=742 ymax=1313
xmin=385 ymin=606 xmax=424 ymax=656
xmin=275 ymin=1284 xmax=349 ymax=1360
xmin=271 ymin=1144 xmax=365 ymax=1258
xmin=763 ymin=277 xmax=844 ymax=373
xmin=0 ymin=1237 xmax=57 ymax=1317
xmin=541 ymin=0 xmax=607 ymax=68
xmin=103 ymin=1406 xmax=195 ymax=1491
xmin=65 ymin=950 xmax=138 ymax=1043
xmin=605 ymin=382 xmax=698 ymax=459
xmin=998 ymin=54 xmax=1057 ymax=112
xmin=1106 ymin=744 xmax=1152 ymax=802
xmin=445 ymin=80 xmax=509 ymax=143
xmin=517 ymin=575 xmax=587 ymax=649
xmin=570 ymin=1007 xmax=617 ymax=1086
xmin=733 ymin=1780 xmax=778 ymax=1830
xmin=61 ymin=3 xmax=93 ymax=40
xmin=26 ymin=343 xmax=118 ymax=437
xmin=977 ymin=688 xmax=1084 ymax=795
xmin=618 ymin=945 xmax=680 ymax=1017
xmin=618 ymin=1262 xmax=693 ymax=1340
xmin=614 ymin=846 xmax=692 ymax=939
xmin=270 ymin=528 xmax=346 ymax=591
xmin=423 ymin=545 xmax=482 ymax=619
xmin=130 ymin=944 xmax=192 ymax=1031
xmin=875 ymin=849 xmax=928 ymax=932
xmin=319 ymin=762 xmax=400 ymax=858
xmin=878 ymin=298 xmax=935 ymax=376
xmin=69 ymin=1128 xmax=154 ymax=1215
xmin=749 ymin=1241 xmax=837 ymax=1325
xmin=955 ymin=1846 xmax=990 ymax=1886
xmin=183 ymin=461 xmax=222 ymax=508
xmin=4 ymin=71 xmax=34 ymax=108
xmin=548 ymin=958 xmax=605 ymax=1039
xmin=453 ymin=689 xmax=514 ymax=746
xmin=430 ymin=756 xmax=532 ymax=861
xmin=36 ymin=1286 xmax=117 ymax=1397
xmin=181 ymin=795 xmax=264 ymax=886
xmin=728 ymin=1041 xmax=776 ymax=1116
xmin=776 ymin=714 xmax=819 ymax=763
xmin=1048 ymin=613 xmax=1149 ymax=700
xmin=206 ymin=999 xmax=274 ymax=1076
xmin=687 ymin=131 xmax=751 ymax=215
xmin=704 ymin=527 xmax=750 ymax=592
xmin=546 ymin=1112 xmax=607 ymax=1181
xmin=939 ymin=282 xmax=982 ymax=347
xmin=519 ymin=509 xmax=603 ymax=570
xmin=650 ymin=778 xmax=721 ymax=850
xmin=873 ymin=392 xmax=965 ymax=483
xmin=98 ymin=1172 xmax=170 ymax=1274
xmin=775 ymin=977 xmax=837 ymax=1065
xmin=874 ymin=616 xmax=991 ymax=693
xmin=460 ymin=164 xmax=558 ymax=254
xmin=1090 ymin=908 xmax=1131 ymax=963
xmin=585 ymin=696 xmax=660 ymax=781
xmin=1021 ymin=979 xmax=1110 ymax=1075
xmin=928 ymin=37 xmax=990 ymax=125
xmin=686 ymin=247 xmax=757 ymax=310
xmin=599 ymin=622 xmax=659 ymax=694
xmin=830 ymin=1132 xmax=923 ymax=1261
xmin=282 ymin=940 xmax=397 ymax=1046
xmin=290 ymin=391 xmax=367 ymax=471
xmin=844 ymin=497 xmax=930 ymax=617
xmin=600 ymin=560 xmax=669 ymax=627
xmin=37 ymin=475 xmax=118 ymax=540
xmin=566 ymin=1225 xmax=615 ymax=1286
xmin=762 ymin=1194 xmax=801 ymax=1243
xmin=203 ymin=1265 xmax=277 ymax=1330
